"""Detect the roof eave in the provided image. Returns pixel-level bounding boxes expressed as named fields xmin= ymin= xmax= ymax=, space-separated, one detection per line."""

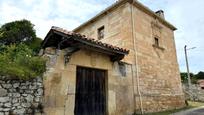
xmin=42 ymin=28 xmax=129 ymax=56
xmin=132 ymin=0 xmax=177 ymax=30
xmin=73 ymin=0 xmax=130 ymax=32
xmin=73 ymin=0 xmax=177 ymax=32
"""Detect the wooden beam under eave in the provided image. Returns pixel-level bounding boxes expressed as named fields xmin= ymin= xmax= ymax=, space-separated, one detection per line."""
xmin=110 ymin=55 xmax=125 ymax=62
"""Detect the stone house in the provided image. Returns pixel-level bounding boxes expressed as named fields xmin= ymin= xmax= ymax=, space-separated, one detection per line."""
xmin=197 ymin=80 xmax=204 ymax=89
xmin=41 ymin=0 xmax=185 ymax=114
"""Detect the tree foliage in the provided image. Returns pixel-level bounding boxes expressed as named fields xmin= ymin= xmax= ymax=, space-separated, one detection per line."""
xmin=195 ymin=71 xmax=204 ymax=79
xmin=0 ymin=19 xmax=36 ymax=45
xmin=181 ymin=71 xmax=204 ymax=84
xmin=0 ymin=20 xmax=46 ymax=80
xmin=0 ymin=44 xmax=46 ymax=80
xmin=180 ymin=72 xmax=194 ymax=83
xmin=27 ymin=37 xmax=42 ymax=54
xmin=0 ymin=19 xmax=42 ymax=54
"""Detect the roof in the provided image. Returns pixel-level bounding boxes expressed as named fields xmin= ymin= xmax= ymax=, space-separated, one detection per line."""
xmin=73 ymin=0 xmax=176 ymax=32
xmin=42 ymin=26 xmax=129 ymax=61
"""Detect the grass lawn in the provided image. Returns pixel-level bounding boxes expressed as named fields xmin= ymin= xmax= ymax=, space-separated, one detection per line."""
xmin=142 ymin=101 xmax=204 ymax=115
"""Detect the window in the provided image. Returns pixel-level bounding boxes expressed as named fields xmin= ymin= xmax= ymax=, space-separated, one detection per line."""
xmin=118 ymin=62 xmax=126 ymax=77
xmin=98 ymin=26 xmax=105 ymax=40
xmin=153 ymin=37 xmax=164 ymax=50
xmin=154 ymin=37 xmax=159 ymax=46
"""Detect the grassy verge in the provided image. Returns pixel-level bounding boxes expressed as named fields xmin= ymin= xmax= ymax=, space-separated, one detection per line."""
xmin=187 ymin=101 xmax=204 ymax=108
xmin=143 ymin=101 xmax=204 ymax=115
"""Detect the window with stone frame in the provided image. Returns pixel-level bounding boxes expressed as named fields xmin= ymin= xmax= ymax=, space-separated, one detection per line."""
xmin=98 ymin=26 xmax=105 ymax=40
xmin=118 ymin=62 xmax=126 ymax=77
xmin=151 ymin=21 xmax=164 ymax=50
xmin=154 ymin=37 xmax=159 ymax=47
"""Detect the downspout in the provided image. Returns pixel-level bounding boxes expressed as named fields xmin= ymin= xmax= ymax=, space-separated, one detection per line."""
xmin=130 ymin=2 xmax=144 ymax=114
xmin=130 ymin=63 xmax=136 ymax=113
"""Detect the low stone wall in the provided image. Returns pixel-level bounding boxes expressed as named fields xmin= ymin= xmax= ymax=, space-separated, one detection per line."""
xmin=0 ymin=76 xmax=44 ymax=115
xmin=183 ymin=84 xmax=204 ymax=102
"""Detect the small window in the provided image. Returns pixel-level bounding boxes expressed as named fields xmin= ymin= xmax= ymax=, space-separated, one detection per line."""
xmin=154 ymin=37 xmax=159 ymax=46
xmin=118 ymin=62 xmax=126 ymax=77
xmin=98 ymin=26 xmax=105 ymax=40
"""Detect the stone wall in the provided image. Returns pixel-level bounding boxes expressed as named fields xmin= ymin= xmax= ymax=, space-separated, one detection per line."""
xmin=183 ymin=84 xmax=204 ymax=102
xmin=74 ymin=1 xmax=185 ymax=113
xmin=0 ymin=76 xmax=44 ymax=115
xmin=43 ymin=48 xmax=135 ymax=115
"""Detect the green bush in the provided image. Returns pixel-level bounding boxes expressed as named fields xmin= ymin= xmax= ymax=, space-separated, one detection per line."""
xmin=27 ymin=37 xmax=42 ymax=54
xmin=0 ymin=44 xmax=46 ymax=80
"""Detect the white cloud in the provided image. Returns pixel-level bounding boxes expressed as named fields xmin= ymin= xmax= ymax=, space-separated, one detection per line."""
xmin=0 ymin=0 xmax=110 ymax=38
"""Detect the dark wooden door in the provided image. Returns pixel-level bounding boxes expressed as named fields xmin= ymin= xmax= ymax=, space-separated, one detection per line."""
xmin=74 ymin=67 xmax=106 ymax=115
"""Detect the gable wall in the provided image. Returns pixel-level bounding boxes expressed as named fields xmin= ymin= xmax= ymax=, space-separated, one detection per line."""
xmin=132 ymin=4 xmax=185 ymax=112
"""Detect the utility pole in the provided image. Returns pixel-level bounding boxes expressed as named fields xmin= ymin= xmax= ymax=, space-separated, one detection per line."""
xmin=184 ymin=45 xmax=191 ymax=89
xmin=184 ymin=45 xmax=196 ymax=89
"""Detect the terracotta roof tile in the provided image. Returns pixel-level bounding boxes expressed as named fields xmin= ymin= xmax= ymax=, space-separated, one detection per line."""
xmin=51 ymin=26 xmax=129 ymax=54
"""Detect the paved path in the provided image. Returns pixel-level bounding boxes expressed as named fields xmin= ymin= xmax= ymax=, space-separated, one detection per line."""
xmin=172 ymin=106 xmax=204 ymax=115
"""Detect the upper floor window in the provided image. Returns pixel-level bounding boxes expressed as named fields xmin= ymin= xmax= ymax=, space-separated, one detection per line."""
xmin=98 ymin=26 xmax=104 ymax=40
xmin=154 ymin=37 xmax=159 ymax=46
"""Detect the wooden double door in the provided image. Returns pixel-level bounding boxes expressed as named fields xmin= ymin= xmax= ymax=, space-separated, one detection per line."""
xmin=74 ymin=67 xmax=107 ymax=115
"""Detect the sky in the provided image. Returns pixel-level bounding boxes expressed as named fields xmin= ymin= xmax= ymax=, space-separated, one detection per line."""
xmin=0 ymin=0 xmax=203 ymax=73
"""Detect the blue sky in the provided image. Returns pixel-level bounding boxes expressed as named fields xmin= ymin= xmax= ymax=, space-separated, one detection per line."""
xmin=0 ymin=0 xmax=203 ymax=73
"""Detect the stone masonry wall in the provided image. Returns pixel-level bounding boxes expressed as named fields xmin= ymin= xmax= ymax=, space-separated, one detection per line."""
xmin=0 ymin=76 xmax=44 ymax=115
xmin=74 ymin=1 xmax=185 ymax=113
xmin=42 ymin=48 xmax=135 ymax=115
xmin=183 ymin=84 xmax=204 ymax=102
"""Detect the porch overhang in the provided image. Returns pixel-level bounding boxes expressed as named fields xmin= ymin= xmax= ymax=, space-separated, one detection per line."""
xmin=41 ymin=26 xmax=129 ymax=61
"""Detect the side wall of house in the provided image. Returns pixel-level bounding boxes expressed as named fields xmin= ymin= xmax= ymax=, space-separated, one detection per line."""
xmin=43 ymin=48 xmax=134 ymax=115
xmin=74 ymin=2 xmax=185 ymax=113
xmin=131 ymin=4 xmax=185 ymax=112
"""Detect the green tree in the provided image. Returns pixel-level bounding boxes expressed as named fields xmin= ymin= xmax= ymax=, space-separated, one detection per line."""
xmin=0 ymin=44 xmax=46 ymax=80
xmin=27 ymin=37 xmax=42 ymax=54
xmin=0 ymin=19 xmax=36 ymax=45
xmin=180 ymin=72 xmax=195 ymax=83
xmin=0 ymin=20 xmax=45 ymax=79
xmin=0 ymin=19 xmax=42 ymax=54
xmin=195 ymin=71 xmax=204 ymax=79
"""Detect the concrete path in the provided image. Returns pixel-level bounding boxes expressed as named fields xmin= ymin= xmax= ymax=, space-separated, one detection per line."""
xmin=172 ymin=106 xmax=204 ymax=115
